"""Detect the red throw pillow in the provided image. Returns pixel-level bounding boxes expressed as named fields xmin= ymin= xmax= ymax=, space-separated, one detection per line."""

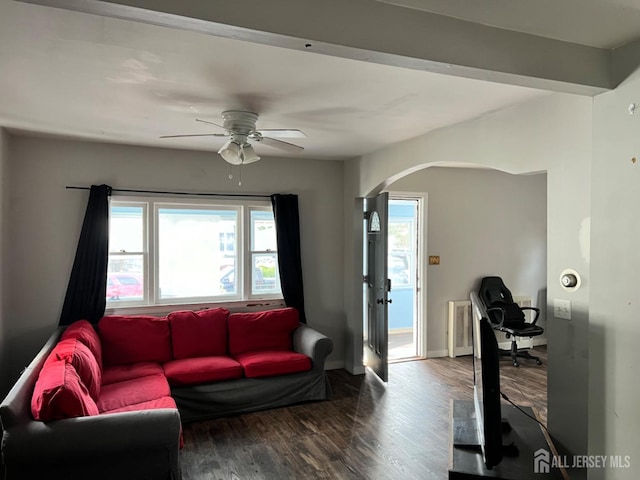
xmin=60 ymin=319 xmax=103 ymax=368
xmin=31 ymin=360 xmax=99 ymax=421
xmin=49 ymin=338 xmax=101 ymax=400
xmin=168 ymin=308 xmax=229 ymax=359
xmin=98 ymin=315 xmax=172 ymax=366
xmin=228 ymin=307 xmax=300 ymax=356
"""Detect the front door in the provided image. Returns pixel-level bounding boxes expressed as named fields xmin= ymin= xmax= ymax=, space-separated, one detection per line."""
xmin=364 ymin=192 xmax=389 ymax=382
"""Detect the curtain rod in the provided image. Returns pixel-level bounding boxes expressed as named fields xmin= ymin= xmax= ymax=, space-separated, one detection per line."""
xmin=65 ymin=186 xmax=272 ymax=199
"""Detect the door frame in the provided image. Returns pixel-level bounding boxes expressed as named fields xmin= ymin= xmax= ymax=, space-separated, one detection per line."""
xmin=387 ymin=192 xmax=427 ymax=359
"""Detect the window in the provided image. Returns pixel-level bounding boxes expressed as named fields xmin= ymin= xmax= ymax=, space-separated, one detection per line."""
xmin=107 ymin=197 xmax=281 ymax=307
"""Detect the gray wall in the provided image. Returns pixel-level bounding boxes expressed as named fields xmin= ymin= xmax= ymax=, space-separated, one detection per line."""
xmin=544 ymin=98 xmax=592 ymax=474
xmin=389 ymin=167 xmax=547 ymax=355
xmin=0 ymin=128 xmax=8 ymax=396
xmin=4 ymin=135 xmax=346 ymax=384
xmin=590 ymin=70 xmax=640 ymax=479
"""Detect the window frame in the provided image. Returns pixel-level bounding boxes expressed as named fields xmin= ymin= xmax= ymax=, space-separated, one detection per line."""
xmin=106 ymin=195 xmax=282 ymax=312
xmin=107 ymin=200 xmax=149 ymax=305
xmin=246 ymin=206 xmax=281 ymax=296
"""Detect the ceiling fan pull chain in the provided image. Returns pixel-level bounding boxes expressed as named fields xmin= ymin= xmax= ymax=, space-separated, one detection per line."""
xmin=238 ymin=163 xmax=243 ymax=187
xmin=228 ymin=163 xmax=233 ymax=180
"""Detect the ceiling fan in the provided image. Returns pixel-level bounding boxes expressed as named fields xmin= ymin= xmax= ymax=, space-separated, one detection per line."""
xmin=160 ymin=110 xmax=306 ymax=165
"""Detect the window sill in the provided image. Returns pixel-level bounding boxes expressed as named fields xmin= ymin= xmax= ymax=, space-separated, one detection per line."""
xmin=104 ymin=298 xmax=286 ymax=316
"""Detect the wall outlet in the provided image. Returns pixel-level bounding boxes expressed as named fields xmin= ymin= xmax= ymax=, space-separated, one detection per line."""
xmin=554 ymin=299 xmax=571 ymax=320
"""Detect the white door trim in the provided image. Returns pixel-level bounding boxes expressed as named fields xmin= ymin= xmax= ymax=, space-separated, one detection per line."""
xmin=386 ymin=192 xmax=427 ymax=359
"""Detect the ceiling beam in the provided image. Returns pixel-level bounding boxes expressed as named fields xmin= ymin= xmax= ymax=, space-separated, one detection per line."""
xmin=613 ymin=38 xmax=640 ymax=87
xmin=18 ymin=0 xmax=614 ymax=95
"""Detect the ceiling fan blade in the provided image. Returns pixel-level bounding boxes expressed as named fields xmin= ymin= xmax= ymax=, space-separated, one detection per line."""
xmin=196 ymin=118 xmax=243 ymax=136
xmin=195 ymin=118 xmax=227 ymax=129
xmin=159 ymin=133 xmax=227 ymax=138
xmin=259 ymin=136 xmax=304 ymax=153
xmin=256 ymin=129 xmax=306 ymax=139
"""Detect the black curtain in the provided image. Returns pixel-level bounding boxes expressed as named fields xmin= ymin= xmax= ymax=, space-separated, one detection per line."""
xmin=271 ymin=194 xmax=306 ymax=323
xmin=59 ymin=184 xmax=112 ymax=325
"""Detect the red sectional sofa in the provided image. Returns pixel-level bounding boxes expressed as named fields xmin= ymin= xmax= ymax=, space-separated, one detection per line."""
xmin=0 ymin=307 xmax=333 ymax=480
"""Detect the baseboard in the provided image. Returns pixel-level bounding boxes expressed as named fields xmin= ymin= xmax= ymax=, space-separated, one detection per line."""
xmin=427 ymin=349 xmax=449 ymax=358
xmin=532 ymin=337 xmax=548 ymax=347
xmin=325 ymin=360 xmax=345 ymax=370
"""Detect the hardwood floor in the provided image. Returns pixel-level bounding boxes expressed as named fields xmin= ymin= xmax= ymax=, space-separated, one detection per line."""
xmin=180 ymin=347 xmax=548 ymax=480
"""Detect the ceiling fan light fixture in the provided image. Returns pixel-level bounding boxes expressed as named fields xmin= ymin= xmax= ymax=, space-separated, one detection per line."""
xmin=218 ymin=139 xmax=243 ymax=165
xmin=241 ymin=144 xmax=260 ymax=164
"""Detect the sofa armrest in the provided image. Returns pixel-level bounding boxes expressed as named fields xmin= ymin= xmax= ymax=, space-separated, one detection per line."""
xmin=293 ymin=324 xmax=333 ymax=370
xmin=2 ymin=408 xmax=181 ymax=464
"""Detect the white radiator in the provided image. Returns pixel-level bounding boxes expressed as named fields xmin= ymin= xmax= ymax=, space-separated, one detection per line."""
xmin=447 ymin=296 xmax=533 ymax=358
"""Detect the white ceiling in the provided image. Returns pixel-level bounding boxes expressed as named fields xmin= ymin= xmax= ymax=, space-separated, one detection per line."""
xmin=0 ymin=0 xmax=638 ymax=160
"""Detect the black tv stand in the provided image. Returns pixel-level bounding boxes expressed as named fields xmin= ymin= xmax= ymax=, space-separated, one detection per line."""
xmin=502 ymin=442 xmax=519 ymax=457
xmin=451 ymin=416 xmax=518 ymax=458
xmin=449 ymin=400 xmax=564 ymax=479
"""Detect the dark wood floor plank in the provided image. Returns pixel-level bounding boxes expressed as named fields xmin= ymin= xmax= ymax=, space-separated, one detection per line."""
xmin=181 ymin=347 xmax=548 ymax=479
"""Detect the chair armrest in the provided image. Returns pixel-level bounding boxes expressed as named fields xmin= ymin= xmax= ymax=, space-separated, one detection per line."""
xmin=293 ymin=323 xmax=334 ymax=370
xmin=2 ymin=409 xmax=181 ymax=464
xmin=521 ymin=306 xmax=541 ymax=325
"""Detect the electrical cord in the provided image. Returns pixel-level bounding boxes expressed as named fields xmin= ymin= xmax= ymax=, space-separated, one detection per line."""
xmin=500 ymin=391 xmax=549 ymax=434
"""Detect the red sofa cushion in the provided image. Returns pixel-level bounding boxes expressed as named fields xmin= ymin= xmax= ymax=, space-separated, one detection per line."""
xmin=98 ymin=315 xmax=172 ymax=366
xmin=101 ymin=396 xmax=185 ymax=450
xmin=49 ymin=338 xmax=101 ymax=400
xmin=228 ymin=308 xmax=300 ymax=356
xmin=234 ymin=351 xmax=312 ymax=378
xmin=102 ymin=362 xmax=164 ymax=386
xmin=100 ymin=395 xmax=177 ymax=414
xmin=97 ymin=373 xmax=170 ymax=413
xmin=31 ymin=360 xmax=99 ymax=421
xmin=168 ymin=308 xmax=229 ymax=359
xmin=60 ymin=319 xmax=103 ymax=368
xmin=163 ymin=357 xmax=243 ymax=387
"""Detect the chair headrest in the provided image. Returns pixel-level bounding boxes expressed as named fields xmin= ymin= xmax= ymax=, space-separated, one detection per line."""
xmin=478 ymin=276 xmax=515 ymax=306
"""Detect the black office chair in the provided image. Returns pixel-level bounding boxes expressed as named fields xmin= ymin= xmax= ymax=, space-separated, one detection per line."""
xmin=478 ymin=276 xmax=544 ymax=367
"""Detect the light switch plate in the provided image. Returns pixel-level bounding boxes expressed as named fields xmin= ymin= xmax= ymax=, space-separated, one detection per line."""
xmin=554 ymin=299 xmax=571 ymax=320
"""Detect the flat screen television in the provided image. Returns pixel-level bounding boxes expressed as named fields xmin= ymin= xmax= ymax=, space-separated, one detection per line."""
xmin=470 ymin=290 xmax=509 ymax=469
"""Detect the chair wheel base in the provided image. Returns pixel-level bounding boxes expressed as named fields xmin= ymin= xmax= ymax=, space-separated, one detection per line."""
xmin=499 ymin=347 xmax=542 ymax=367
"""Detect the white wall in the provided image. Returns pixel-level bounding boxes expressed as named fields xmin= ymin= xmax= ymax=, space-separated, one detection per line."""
xmin=5 ymin=135 xmax=345 ymax=383
xmin=389 ymin=167 xmax=547 ymax=354
xmin=590 ymin=71 xmax=640 ymax=479
xmin=344 ymin=93 xmax=593 ymax=463
xmin=0 ymin=128 xmax=9 ymax=396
